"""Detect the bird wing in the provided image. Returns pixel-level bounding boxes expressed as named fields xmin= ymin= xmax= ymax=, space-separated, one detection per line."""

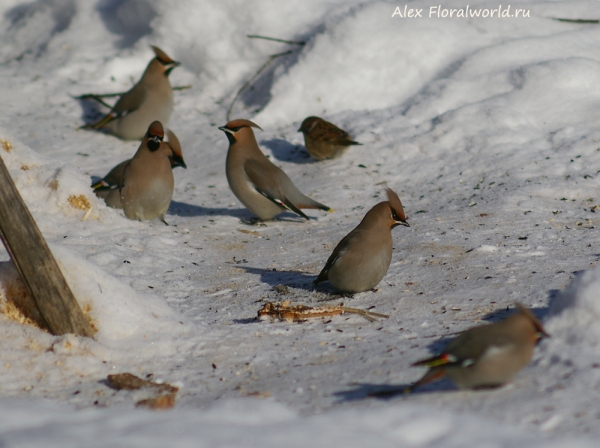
xmin=244 ymin=159 xmax=309 ymax=219
xmin=313 ymin=230 xmax=357 ymax=284
xmin=118 ymin=160 xmax=132 ymax=192
xmin=414 ymin=326 xmax=516 ymax=368
xmin=111 ymin=83 xmax=147 ymax=116
xmin=315 ymin=121 xmax=361 ymax=146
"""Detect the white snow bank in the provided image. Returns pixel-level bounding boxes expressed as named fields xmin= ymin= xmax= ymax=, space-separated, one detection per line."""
xmin=0 ymin=128 xmax=107 ymax=223
xmin=546 ymin=266 xmax=600 ymax=347
xmin=0 ymin=128 xmax=187 ymax=345
xmin=50 ymin=243 xmax=186 ymax=343
xmin=0 ymin=397 xmax=594 ymax=448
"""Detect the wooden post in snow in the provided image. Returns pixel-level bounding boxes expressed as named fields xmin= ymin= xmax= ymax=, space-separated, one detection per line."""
xmin=0 ymin=153 xmax=94 ymax=337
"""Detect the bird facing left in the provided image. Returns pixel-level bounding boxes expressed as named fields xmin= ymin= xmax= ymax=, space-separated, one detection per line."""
xmin=219 ymin=119 xmax=331 ymax=222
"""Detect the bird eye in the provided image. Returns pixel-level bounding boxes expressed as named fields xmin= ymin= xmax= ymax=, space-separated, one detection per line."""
xmin=230 ymin=126 xmax=242 ymax=132
xmin=391 ymin=211 xmax=400 ymax=221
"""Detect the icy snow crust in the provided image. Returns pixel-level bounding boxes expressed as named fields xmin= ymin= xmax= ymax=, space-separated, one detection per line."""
xmin=1 ymin=0 xmax=600 ymax=445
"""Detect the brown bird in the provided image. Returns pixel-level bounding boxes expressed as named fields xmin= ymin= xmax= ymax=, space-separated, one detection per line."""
xmin=85 ymin=46 xmax=180 ymax=140
xmin=409 ymin=303 xmax=549 ymax=391
xmin=314 ymin=188 xmax=409 ymax=293
xmin=119 ymin=121 xmax=174 ymax=224
xmin=92 ymin=129 xmax=185 ymax=209
xmin=219 ymin=119 xmax=331 ymax=221
xmin=298 ymin=116 xmax=361 ymax=160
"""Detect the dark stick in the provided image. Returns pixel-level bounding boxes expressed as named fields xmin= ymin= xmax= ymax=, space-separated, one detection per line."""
xmin=226 ymin=51 xmax=292 ymax=121
xmin=0 ymin=154 xmax=95 ymax=337
xmin=74 ymin=85 xmax=192 ymax=107
xmin=247 ymin=35 xmax=306 ymax=46
xmin=552 ymin=18 xmax=599 ymax=24
xmin=73 ymin=94 xmax=113 ymax=109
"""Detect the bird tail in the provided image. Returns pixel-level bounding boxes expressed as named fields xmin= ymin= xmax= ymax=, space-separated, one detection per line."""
xmin=80 ymin=113 xmax=117 ymax=130
xmin=313 ymin=268 xmax=328 ymax=285
xmin=411 ymin=353 xmax=458 ymax=368
xmin=91 ymin=179 xmax=108 ymax=190
xmin=298 ymin=199 xmax=331 ymax=213
xmin=409 ymin=368 xmax=447 ymax=391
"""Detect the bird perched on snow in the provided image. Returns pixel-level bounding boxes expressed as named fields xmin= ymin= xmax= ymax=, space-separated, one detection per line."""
xmin=84 ymin=46 xmax=180 ymax=140
xmin=117 ymin=121 xmax=174 ymax=224
xmin=314 ymin=188 xmax=409 ymax=293
xmin=408 ymin=303 xmax=549 ymax=391
xmin=92 ymin=128 xmax=185 ymax=209
xmin=298 ymin=116 xmax=361 ymax=160
xmin=219 ymin=119 xmax=331 ymax=221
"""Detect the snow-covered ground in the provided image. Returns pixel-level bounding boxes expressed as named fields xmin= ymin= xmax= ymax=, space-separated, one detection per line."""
xmin=1 ymin=0 xmax=600 ymax=445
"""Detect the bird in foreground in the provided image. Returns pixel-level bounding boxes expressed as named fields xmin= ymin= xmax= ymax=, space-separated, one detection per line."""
xmin=92 ymin=128 xmax=185 ymax=209
xmin=219 ymin=119 xmax=331 ymax=222
xmin=298 ymin=116 xmax=361 ymax=160
xmin=314 ymin=188 xmax=409 ymax=293
xmin=118 ymin=121 xmax=174 ymax=224
xmin=83 ymin=46 xmax=180 ymax=140
xmin=408 ymin=302 xmax=549 ymax=392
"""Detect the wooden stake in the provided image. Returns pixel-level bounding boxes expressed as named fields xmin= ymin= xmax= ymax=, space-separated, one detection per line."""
xmin=0 ymin=154 xmax=95 ymax=337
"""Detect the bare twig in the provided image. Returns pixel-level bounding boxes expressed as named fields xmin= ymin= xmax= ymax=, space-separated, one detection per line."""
xmin=74 ymin=85 xmax=192 ymax=108
xmin=74 ymin=92 xmax=123 ymax=99
xmin=341 ymin=307 xmax=389 ymax=322
xmin=247 ymin=35 xmax=306 ymax=46
xmin=73 ymin=94 xmax=114 ymax=108
xmin=226 ymin=51 xmax=292 ymax=121
xmin=552 ymin=18 xmax=599 ymax=24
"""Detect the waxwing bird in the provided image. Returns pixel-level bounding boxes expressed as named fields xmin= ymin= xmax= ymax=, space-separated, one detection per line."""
xmin=298 ymin=116 xmax=361 ymax=160
xmin=219 ymin=119 xmax=331 ymax=221
xmin=84 ymin=46 xmax=179 ymax=140
xmin=314 ymin=188 xmax=409 ymax=293
xmin=119 ymin=121 xmax=174 ymax=223
xmin=92 ymin=128 xmax=185 ymax=209
xmin=408 ymin=303 xmax=549 ymax=391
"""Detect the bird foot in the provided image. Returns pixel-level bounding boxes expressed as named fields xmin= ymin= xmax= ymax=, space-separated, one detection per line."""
xmin=240 ymin=217 xmax=266 ymax=226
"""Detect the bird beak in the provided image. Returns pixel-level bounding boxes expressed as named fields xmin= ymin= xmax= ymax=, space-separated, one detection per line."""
xmin=218 ymin=126 xmax=233 ymax=134
xmin=538 ymin=329 xmax=550 ymax=339
xmin=393 ymin=220 xmax=410 ymax=228
xmin=165 ymin=65 xmax=179 ymax=76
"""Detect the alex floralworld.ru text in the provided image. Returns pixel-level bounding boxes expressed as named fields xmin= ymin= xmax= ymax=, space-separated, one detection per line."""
xmin=392 ymin=5 xmax=530 ymax=18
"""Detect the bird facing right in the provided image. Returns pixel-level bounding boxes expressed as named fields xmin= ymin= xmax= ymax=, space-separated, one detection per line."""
xmin=85 ymin=46 xmax=180 ymax=140
xmin=408 ymin=302 xmax=549 ymax=391
xmin=298 ymin=116 xmax=361 ymax=160
xmin=314 ymin=188 xmax=409 ymax=293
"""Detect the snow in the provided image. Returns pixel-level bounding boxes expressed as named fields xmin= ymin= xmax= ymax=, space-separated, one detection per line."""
xmin=1 ymin=0 xmax=600 ymax=445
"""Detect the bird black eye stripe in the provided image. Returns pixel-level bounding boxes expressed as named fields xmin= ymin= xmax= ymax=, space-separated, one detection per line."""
xmin=147 ymin=136 xmax=162 ymax=151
